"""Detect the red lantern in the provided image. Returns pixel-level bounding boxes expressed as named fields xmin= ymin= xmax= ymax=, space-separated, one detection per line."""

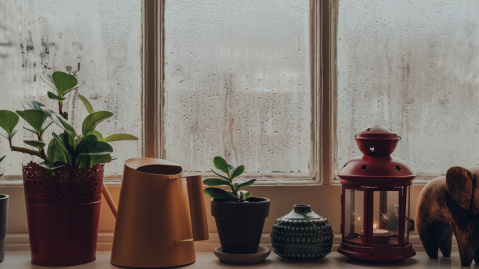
xmin=337 ymin=125 xmax=416 ymax=263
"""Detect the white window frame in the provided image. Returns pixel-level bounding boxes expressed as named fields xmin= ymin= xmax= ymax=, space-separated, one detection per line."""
xmin=143 ymin=0 xmax=339 ymax=185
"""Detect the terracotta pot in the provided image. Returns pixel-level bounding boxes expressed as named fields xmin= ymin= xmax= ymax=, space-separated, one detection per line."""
xmin=22 ymin=162 xmax=103 ymax=266
xmin=211 ymin=197 xmax=270 ymax=254
xmin=0 ymin=194 xmax=8 ymax=262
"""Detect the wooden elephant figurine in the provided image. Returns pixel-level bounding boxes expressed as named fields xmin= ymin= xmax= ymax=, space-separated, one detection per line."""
xmin=416 ymin=166 xmax=479 ymax=266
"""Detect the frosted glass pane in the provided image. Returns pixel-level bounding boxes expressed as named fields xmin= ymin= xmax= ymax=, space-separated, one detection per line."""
xmin=338 ymin=1 xmax=479 ymax=174
xmin=0 ymin=0 xmax=142 ymax=176
xmin=165 ymin=0 xmax=311 ymax=174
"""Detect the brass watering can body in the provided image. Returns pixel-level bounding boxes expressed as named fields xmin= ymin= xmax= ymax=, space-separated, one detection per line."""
xmin=110 ymin=158 xmax=208 ymax=268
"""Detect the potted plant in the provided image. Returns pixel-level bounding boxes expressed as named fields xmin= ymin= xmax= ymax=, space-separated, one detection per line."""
xmin=204 ymin=156 xmax=270 ymax=254
xmin=0 ymin=155 xmax=7 ymax=263
xmin=0 ymin=71 xmax=137 ymax=266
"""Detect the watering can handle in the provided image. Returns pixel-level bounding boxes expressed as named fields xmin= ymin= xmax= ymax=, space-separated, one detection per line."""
xmin=186 ymin=175 xmax=209 ymax=241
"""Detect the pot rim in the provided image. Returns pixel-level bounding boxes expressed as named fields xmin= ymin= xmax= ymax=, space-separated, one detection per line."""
xmin=0 ymin=194 xmax=8 ymax=200
xmin=211 ymin=196 xmax=270 ymax=204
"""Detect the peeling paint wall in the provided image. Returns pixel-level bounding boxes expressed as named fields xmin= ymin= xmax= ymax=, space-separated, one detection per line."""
xmin=164 ymin=0 xmax=311 ymax=174
xmin=0 ymin=0 xmax=142 ymax=176
xmin=338 ymin=1 xmax=479 ymax=174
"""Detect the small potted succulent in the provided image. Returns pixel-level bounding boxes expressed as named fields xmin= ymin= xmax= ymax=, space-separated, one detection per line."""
xmin=204 ymin=156 xmax=270 ymax=254
xmin=0 ymin=155 xmax=8 ymax=263
xmin=0 ymin=71 xmax=137 ymax=266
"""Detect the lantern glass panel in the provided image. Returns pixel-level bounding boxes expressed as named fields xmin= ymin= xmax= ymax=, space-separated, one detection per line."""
xmin=405 ymin=187 xmax=411 ymax=243
xmin=373 ymin=190 xmax=400 ymax=246
xmin=344 ymin=188 xmax=364 ymax=244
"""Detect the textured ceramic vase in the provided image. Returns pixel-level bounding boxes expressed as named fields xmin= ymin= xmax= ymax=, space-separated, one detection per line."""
xmin=271 ymin=205 xmax=333 ymax=260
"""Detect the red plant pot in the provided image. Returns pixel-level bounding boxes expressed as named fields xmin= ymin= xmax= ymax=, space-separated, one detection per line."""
xmin=23 ymin=162 xmax=103 ymax=266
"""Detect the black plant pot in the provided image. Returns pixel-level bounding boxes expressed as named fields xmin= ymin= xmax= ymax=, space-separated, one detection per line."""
xmin=211 ymin=197 xmax=270 ymax=254
xmin=0 ymin=194 xmax=9 ymax=262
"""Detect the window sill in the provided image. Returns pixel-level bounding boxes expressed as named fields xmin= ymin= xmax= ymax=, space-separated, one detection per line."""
xmin=0 ymin=251 xmax=464 ymax=269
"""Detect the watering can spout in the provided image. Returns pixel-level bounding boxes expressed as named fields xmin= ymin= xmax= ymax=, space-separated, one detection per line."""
xmin=102 ymin=184 xmax=118 ymax=218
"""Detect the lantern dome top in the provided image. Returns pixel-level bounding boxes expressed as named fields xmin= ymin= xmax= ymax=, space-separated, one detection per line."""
xmin=338 ymin=125 xmax=415 ymax=187
xmin=355 ymin=125 xmax=399 ymax=140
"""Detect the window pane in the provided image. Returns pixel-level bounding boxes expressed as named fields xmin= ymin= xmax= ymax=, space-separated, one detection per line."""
xmin=0 ymin=0 xmax=143 ymax=176
xmin=338 ymin=1 xmax=479 ymax=174
xmin=164 ymin=0 xmax=311 ymax=174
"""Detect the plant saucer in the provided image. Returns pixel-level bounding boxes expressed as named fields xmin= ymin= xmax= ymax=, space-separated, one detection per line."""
xmin=214 ymin=246 xmax=271 ymax=265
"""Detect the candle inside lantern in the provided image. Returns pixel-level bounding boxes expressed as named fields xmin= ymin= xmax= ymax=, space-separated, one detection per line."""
xmin=373 ymin=223 xmax=389 ymax=236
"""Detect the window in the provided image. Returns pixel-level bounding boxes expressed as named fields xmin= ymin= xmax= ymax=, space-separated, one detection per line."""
xmin=337 ymin=1 xmax=479 ymax=179
xmin=0 ymin=0 xmax=335 ymax=183
xmin=0 ymin=0 xmax=143 ymax=176
xmin=163 ymin=0 xmax=312 ymax=176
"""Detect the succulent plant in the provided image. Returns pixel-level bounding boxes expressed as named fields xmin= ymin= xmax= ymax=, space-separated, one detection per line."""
xmin=203 ymin=156 xmax=256 ymax=202
xmin=0 ymin=71 xmax=137 ymax=170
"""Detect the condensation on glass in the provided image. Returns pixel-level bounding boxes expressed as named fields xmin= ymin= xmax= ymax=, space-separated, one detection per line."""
xmin=165 ymin=0 xmax=311 ymax=174
xmin=0 ymin=0 xmax=143 ymax=176
xmin=337 ymin=1 xmax=479 ymax=175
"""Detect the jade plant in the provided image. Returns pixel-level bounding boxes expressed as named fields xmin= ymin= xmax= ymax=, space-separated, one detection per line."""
xmin=0 ymin=71 xmax=137 ymax=170
xmin=203 ymin=156 xmax=256 ymax=202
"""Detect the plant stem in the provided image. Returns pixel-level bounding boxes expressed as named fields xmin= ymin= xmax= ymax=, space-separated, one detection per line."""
xmin=11 ymin=146 xmax=45 ymax=159
xmin=59 ymin=101 xmax=68 ymax=120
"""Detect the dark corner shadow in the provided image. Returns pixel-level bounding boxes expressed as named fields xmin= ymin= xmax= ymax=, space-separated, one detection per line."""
xmin=335 ymin=255 xmax=418 ymax=268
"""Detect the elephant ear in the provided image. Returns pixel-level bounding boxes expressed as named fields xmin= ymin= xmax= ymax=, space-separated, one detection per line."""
xmin=446 ymin=166 xmax=474 ymax=211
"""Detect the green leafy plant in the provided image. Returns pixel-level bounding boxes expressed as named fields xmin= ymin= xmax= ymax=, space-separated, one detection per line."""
xmin=0 ymin=71 xmax=138 ymax=170
xmin=203 ymin=156 xmax=256 ymax=202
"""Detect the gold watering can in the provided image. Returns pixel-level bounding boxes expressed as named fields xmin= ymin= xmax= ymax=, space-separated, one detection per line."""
xmin=102 ymin=158 xmax=208 ymax=268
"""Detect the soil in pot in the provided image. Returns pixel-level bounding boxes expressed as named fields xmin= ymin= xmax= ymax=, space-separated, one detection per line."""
xmin=211 ymin=197 xmax=270 ymax=254
xmin=23 ymin=162 xmax=103 ymax=266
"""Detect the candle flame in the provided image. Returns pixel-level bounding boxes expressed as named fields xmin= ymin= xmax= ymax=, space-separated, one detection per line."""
xmin=357 ymin=217 xmax=361 ymax=221
xmin=373 ymin=223 xmax=377 ymax=229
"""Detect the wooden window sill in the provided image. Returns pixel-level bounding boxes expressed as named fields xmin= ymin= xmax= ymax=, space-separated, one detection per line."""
xmin=0 ymin=251 xmax=466 ymax=269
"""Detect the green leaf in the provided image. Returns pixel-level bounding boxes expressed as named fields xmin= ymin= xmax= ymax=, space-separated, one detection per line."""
xmin=0 ymin=155 xmax=5 ymax=164
xmin=203 ymin=178 xmax=231 ymax=186
xmin=86 ymin=130 xmax=104 ymax=141
xmin=231 ymin=165 xmax=245 ymax=179
xmin=52 ymin=133 xmax=70 ymax=154
xmin=23 ymin=124 xmax=37 ymax=135
xmin=211 ymin=169 xmax=229 ymax=180
xmin=103 ymin=133 xmax=138 ymax=142
xmin=0 ymin=110 xmax=19 ymax=138
xmin=238 ymin=190 xmax=252 ymax=201
xmin=90 ymin=154 xmax=112 ymax=165
xmin=213 ymin=156 xmax=230 ymax=174
xmin=22 ymin=100 xmax=46 ymax=110
xmin=41 ymin=107 xmax=76 ymax=138
xmin=77 ymin=156 xmax=91 ymax=168
xmin=16 ymin=109 xmax=47 ymax=135
xmin=51 ymin=71 xmax=78 ymax=96
xmin=77 ymin=134 xmax=98 ymax=153
xmin=39 ymin=161 xmax=66 ymax=170
xmin=23 ymin=140 xmax=46 ymax=150
xmin=78 ymin=94 xmax=94 ymax=114
xmin=78 ymin=141 xmax=113 ymax=156
xmin=47 ymin=139 xmax=68 ymax=165
xmin=47 ymin=91 xmax=66 ymax=100
xmin=237 ymin=178 xmax=256 ymax=189
xmin=82 ymin=111 xmax=114 ymax=136
xmin=203 ymin=188 xmax=238 ymax=200
xmin=40 ymin=74 xmax=56 ymax=90
xmin=42 ymin=119 xmax=54 ymax=133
